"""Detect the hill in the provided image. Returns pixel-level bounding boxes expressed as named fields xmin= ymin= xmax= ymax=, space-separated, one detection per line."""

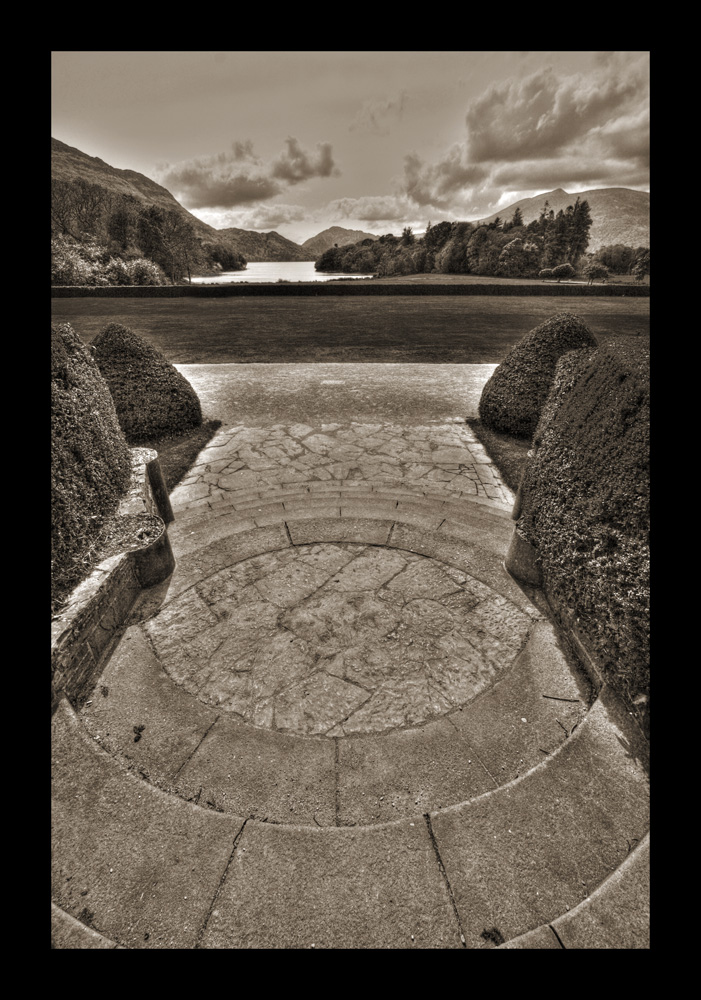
xmin=51 ymin=137 xmax=220 ymax=241
xmin=476 ymin=187 xmax=649 ymax=251
xmin=302 ymin=227 xmax=380 ymax=257
xmin=216 ymin=228 xmax=315 ymax=262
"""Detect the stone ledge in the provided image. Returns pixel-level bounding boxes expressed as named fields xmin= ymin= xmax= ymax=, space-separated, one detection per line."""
xmin=51 ymin=450 xmax=175 ymax=713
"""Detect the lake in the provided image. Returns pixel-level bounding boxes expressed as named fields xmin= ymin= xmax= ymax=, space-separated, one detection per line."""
xmin=191 ymin=261 xmax=375 ymax=284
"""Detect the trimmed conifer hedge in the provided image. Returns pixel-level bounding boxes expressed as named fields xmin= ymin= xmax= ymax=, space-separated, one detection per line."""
xmin=478 ymin=312 xmax=599 ymax=438
xmin=50 ymin=282 xmax=650 ymax=298
xmin=51 ymin=323 xmax=132 ymax=609
xmin=518 ymin=344 xmax=650 ymax=724
xmin=91 ymin=323 xmax=202 ymax=441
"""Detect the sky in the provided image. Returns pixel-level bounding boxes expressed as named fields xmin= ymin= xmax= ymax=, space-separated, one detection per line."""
xmin=51 ymin=51 xmax=650 ymax=244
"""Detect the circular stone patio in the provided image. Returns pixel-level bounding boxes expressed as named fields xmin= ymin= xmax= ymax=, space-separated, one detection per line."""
xmin=145 ymin=542 xmax=531 ymax=737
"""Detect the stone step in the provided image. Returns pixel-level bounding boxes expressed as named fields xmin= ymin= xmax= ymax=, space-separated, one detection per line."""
xmin=78 ymin=617 xmax=591 ymax=827
xmin=498 ymin=833 xmax=650 ymax=949
xmin=53 ymin=687 xmax=648 ymax=948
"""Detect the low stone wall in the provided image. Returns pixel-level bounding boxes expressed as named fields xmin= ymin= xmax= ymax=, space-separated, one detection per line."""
xmin=51 ymin=449 xmax=175 ymax=712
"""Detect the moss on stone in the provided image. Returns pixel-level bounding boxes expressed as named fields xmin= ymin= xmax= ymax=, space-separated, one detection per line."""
xmin=91 ymin=323 xmax=202 ymax=442
xmin=478 ymin=312 xmax=599 ymax=438
xmin=51 ymin=323 xmax=132 ymax=608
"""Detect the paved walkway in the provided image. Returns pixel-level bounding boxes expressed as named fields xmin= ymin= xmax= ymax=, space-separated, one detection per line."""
xmin=51 ymin=364 xmax=650 ymax=948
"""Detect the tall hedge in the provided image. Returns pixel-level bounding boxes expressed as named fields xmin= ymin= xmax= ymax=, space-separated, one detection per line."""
xmin=518 ymin=344 xmax=650 ymax=720
xmin=51 ymin=323 xmax=132 ymax=608
xmin=478 ymin=312 xmax=599 ymax=437
xmin=91 ymin=323 xmax=202 ymax=441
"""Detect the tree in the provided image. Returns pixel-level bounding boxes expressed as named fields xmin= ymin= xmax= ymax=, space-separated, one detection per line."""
xmin=137 ymin=206 xmax=202 ymax=283
xmin=552 ymin=263 xmax=575 ymax=282
xmin=631 ymin=249 xmax=650 ymax=281
xmin=583 ymin=262 xmax=609 ymax=285
xmin=401 ymin=226 xmax=415 ymax=245
xmin=567 ymin=197 xmax=593 ymax=264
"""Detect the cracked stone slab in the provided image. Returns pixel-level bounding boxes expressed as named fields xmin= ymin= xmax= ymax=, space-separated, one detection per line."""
xmin=146 ymin=543 xmax=531 ymax=737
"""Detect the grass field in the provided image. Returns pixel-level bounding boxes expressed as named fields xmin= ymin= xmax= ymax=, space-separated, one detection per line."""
xmin=52 ymin=295 xmax=650 ymax=365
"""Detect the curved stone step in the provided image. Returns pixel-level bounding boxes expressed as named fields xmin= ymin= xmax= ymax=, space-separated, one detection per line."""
xmin=51 ymin=902 xmax=123 ymax=949
xmin=76 ymin=501 xmax=575 ymax=826
xmin=52 ymin=697 xmax=244 ymax=950
xmin=498 ymin=833 xmax=650 ymax=949
xmin=53 ymin=687 xmax=648 ymax=949
xmin=78 ymin=615 xmax=591 ymax=827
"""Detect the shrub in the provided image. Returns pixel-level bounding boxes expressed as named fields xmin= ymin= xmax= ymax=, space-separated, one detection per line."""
xmin=91 ymin=323 xmax=202 ymax=441
xmin=539 ymin=268 xmax=553 ymax=280
xmin=518 ymin=344 xmax=650 ymax=721
xmin=52 ymin=323 xmax=132 ymax=609
xmin=552 ymin=263 xmax=575 ymax=282
xmin=478 ymin=312 xmax=598 ymax=438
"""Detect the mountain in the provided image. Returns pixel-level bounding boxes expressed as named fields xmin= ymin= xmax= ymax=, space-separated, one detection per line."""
xmin=217 ymin=228 xmax=316 ymax=262
xmin=51 ymin=137 xmax=220 ymax=241
xmin=302 ymin=227 xmax=380 ymax=257
xmin=476 ymin=187 xmax=649 ymax=251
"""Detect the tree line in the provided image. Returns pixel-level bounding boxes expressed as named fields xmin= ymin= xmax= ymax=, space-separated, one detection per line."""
xmin=316 ymin=199 xmax=649 ymax=282
xmin=51 ymin=178 xmax=247 ymax=285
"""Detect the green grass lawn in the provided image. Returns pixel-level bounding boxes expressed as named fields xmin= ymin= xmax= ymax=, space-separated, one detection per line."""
xmin=52 ymin=295 xmax=650 ymax=365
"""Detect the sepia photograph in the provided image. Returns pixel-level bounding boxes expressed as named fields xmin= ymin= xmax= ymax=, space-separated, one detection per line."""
xmin=51 ymin=51 xmax=650 ymax=949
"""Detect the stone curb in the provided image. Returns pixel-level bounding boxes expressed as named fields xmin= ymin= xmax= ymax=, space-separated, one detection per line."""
xmin=497 ymin=833 xmax=650 ymax=949
xmin=51 ymin=450 xmax=175 ymax=713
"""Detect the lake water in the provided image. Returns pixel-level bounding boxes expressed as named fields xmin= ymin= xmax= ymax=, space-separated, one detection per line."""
xmin=191 ymin=261 xmax=375 ymax=284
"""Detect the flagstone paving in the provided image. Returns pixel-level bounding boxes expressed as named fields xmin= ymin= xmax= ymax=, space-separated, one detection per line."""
xmin=145 ymin=542 xmax=531 ymax=736
xmin=52 ymin=363 xmax=649 ymax=949
xmin=168 ymin=419 xmax=513 ymax=514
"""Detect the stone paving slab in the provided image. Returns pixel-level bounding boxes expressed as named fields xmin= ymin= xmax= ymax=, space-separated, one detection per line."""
xmin=337 ymin=719 xmax=497 ymax=826
xmin=388 ymin=522 xmax=546 ymax=619
xmin=174 ymin=714 xmax=337 ymax=825
xmin=52 ymin=699 xmax=242 ymax=950
xmin=199 ymin=817 xmax=464 ymax=949
xmin=51 ymin=902 xmax=122 ymax=949
xmin=79 ymin=625 xmax=219 ymax=784
xmin=551 ymin=833 xmax=650 ymax=949
xmin=498 ymin=924 xmax=563 ymax=949
xmin=428 ymin=690 xmax=649 ymax=948
xmin=449 ymin=620 xmax=591 ymax=784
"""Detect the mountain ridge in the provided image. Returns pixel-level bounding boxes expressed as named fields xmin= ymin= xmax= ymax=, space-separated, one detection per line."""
xmin=474 ymin=187 xmax=649 ymax=251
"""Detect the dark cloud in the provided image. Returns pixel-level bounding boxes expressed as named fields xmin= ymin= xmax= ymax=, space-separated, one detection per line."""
xmin=349 ymin=92 xmax=408 ymax=135
xmin=160 ymin=136 xmax=338 ymax=209
xmin=403 ymin=148 xmax=488 ymax=208
xmin=271 ymin=137 xmax=339 ymax=184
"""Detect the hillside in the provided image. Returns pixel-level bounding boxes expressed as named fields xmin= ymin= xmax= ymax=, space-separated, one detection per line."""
xmin=216 ymin=228 xmax=316 ymax=262
xmin=476 ymin=187 xmax=649 ymax=251
xmin=51 ymin=137 xmax=220 ymax=241
xmin=302 ymin=227 xmax=380 ymax=257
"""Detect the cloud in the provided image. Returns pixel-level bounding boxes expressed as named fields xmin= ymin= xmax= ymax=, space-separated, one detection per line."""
xmin=327 ymin=195 xmax=411 ymax=223
xmin=464 ymin=58 xmax=648 ymax=164
xmin=349 ymin=92 xmax=408 ymax=135
xmin=160 ymin=136 xmax=339 ymax=209
xmin=271 ymin=137 xmax=338 ymax=184
xmin=403 ymin=148 xmax=488 ymax=208
xmin=398 ymin=56 xmax=649 ymax=218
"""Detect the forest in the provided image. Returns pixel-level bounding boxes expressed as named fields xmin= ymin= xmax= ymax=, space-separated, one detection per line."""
xmin=316 ymin=199 xmax=650 ymax=282
xmin=51 ymin=178 xmax=247 ymax=285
